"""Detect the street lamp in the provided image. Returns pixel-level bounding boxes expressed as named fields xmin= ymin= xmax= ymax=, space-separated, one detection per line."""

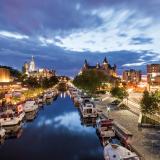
xmin=107 ymin=106 xmax=110 ymax=118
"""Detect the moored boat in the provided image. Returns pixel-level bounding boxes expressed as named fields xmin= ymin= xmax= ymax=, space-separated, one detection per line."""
xmin=80 ymin=100 xmax=97 ymax=118
xmin=24 ymin=100 xmax=38 ymax=113
xmin=45 ymin=92 xmax=53 ymax=99
xmin=0 ymin=107 xmax=25 ymax=127
xmin=96 ymin=117 xmax=115 ymax=138
xmin=104 ymin=143 xmax=140 ymax=160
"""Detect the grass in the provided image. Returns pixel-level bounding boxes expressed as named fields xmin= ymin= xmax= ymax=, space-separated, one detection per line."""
xmin=142 ymin=115 xmax=160 ymax=125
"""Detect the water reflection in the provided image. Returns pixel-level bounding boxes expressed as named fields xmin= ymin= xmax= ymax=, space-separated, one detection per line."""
xmin=25 ymin=110 xmax=38 ymax=121
xmin=81 ymin=117 xmax=97 ymax=127
xmin=0 ymin=95 xmax=103 ymax=160
xmin=54 ymin=112 xmax=95 ymax=134
xmin=3 ymin=123 xmax=24 ymax=139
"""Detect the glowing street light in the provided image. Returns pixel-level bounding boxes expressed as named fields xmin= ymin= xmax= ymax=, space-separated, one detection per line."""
xmin=107 ymin=106 xmax=110 ymax=118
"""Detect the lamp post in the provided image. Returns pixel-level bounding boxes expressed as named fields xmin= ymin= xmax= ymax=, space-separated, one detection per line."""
xmin=107 ymin=107 xmax=110 ymax=118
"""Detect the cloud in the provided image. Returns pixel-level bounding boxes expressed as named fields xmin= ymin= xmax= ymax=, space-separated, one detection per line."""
xmin=52 ymin=9 xmax=159 ymax=55
xmin=123 ymin=62 xmax=146 ymax=67
xmin=131 ymin=37 xmax=153 ymax=45
xmin=54 ymin=112 xmax=94 ymax=134
xmin=0 ymin=0 xmax=160 ymax=75
xmin=36 ymin=112 xmax=94 ymax=134
xmin=0 ymin=30 xmax=29 ymax=39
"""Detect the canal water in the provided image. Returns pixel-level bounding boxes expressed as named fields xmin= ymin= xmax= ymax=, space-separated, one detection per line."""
xmin=0 ymin=93 xmax=103 ymax=160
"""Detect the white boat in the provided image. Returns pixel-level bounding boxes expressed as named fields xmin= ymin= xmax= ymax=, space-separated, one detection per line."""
xmin=71 ymin=91 xmax=78 ymax=98
xmin=0 ymin=127 xmax=5 ymax=139
xmin=78 ymin=96 xmax=91 ymax=103
xmin=80 ymin=101 xmax=97 ymax=118
xmin=104 ymin=143 xmax=140 ymax=160
xmin=52 ymin=91 xmax=57 ymax=97
xmin=0 ymin=109 xmax=25 ymax=127
xmin=24 ymin=101 xmax=38 ymax=113
xmin=45 ymin=92 xmax=53 ymax=99
xmin=69 ymin=87 xmax=79 ymax=97
xmin=37 ymin=96 xmax=44 ymax=105
xmin=97 ymin=118 xmax=115 ymax=138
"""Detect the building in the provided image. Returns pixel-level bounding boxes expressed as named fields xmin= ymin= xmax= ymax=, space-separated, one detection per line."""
xmin=22 ymin=61 xmax=29 ymax=75
xmin=80 ymin=57 xmax=117 ymax=77
xmin=147 ymin=64 xmax=160 ymax=85
xmin=29 ymin=56 xmax=36 ymax=72
xmin=29 ymin=69 xmax=56 ymax=79
xmin=0 ymin=68 xmax=11 ymax=83
xmin=123 ymin=69 xmax=141 ymax=84
xmin=22 ymin=56 xmax=36 ymax=75
xmin=22 ymin=56 xmax=56 ymax=79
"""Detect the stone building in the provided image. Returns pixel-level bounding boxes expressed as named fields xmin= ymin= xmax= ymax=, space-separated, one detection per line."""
xmin=123 ymin=69 xmax=141 ymax=84
xmin=147 ymin=64 xmax=160 ymax=85
xmin=80 ymin=57 xmax=117 ymax=77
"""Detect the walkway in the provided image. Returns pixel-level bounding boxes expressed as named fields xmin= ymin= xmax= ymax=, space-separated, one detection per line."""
xmin=96 ymin=97 xmax=160 ymax=160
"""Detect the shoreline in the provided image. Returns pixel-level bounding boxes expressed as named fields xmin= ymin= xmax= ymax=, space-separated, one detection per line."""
xmin=96 ymin=95 xmax=160 ymax=160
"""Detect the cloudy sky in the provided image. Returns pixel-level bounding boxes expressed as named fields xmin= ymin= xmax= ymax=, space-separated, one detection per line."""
xmin=0 ymin=0 xmax=159 ymax=76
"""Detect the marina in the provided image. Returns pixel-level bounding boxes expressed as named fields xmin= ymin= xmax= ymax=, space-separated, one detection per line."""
xmin=0 ymin=92 xmax=104 ymax=160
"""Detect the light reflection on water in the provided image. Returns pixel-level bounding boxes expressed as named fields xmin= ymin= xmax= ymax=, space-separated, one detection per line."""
xmin=0 ymin=95 xmax=103 ymax=160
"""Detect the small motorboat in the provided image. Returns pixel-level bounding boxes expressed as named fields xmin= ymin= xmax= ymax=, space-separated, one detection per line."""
xmin=104 ymin=143 xmax=140 ymax=160
xmin=0 ymin=109 xmax=25 ymax=127
xmin=80 ymin=101 xmax=97 ymax=118
xmin=37 ymin=96 xmax=44 ymax=106
xmin=97 ymin=118 xmax=115 ymax=138
xmin=24 ymin=100 xmax=38 ymax=113
xmin=45 ymin=92 xmax=53 ymax=99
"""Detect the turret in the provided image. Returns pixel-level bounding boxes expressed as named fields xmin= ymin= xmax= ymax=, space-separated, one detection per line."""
xmin=113 ymin=64 xmax=117 ymax=70
xmin=102 ymin=57 xmax=109 ymax=70
xmin=103 ymin=57 xmax=108 ymax=64
xmin=22 ymin=61 xmax=29 ymax=74
xmin=96 ymin=63 xmax=100 ymax=69
xmin=84 ymin=59 xmax=89 ymax=68
xmin=29 ymin=56 xmax=36 ymax=72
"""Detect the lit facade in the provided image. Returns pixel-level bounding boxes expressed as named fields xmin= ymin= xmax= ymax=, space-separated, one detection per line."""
xmin=147 ymin=64 xmax=160 ymax=85
xmin=22 ymin=56 xmax=55 ymax=79
xmin=123 ymin=69 xmax=141 ymax=84
xmin=22 ymin=56 xmax=36 ymax=75
xmin=29 ymin=56 xmax=36 ymax=72
xmin=0 ymin=68 xmax=11 ymax=83
xmin=80 ymin=57 xmax=117 ymax=77
xmin=29 ymin=69 xmax=56 ymax=79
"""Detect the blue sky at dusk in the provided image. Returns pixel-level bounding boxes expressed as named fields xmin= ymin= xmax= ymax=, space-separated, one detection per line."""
xmin=0 ymin=0 xmax=160 ymax=76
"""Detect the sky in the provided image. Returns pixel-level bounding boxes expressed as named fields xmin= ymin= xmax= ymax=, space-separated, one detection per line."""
xmin=0 ymin=0 xmax=160 ymax=76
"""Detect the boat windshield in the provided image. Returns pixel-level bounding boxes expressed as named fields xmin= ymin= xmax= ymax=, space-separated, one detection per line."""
xmin=84 ymin=109 xmax=92 ymax=113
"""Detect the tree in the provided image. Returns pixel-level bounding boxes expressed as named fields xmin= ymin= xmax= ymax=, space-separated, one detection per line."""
xmin=58 ymin=82 xmax=67 ymax=91
xmin=23 ymin=77 xmax=40 ymax=88
xmin=41 ymin=76 xmax=59 ymax=89
xmin=73 ymin=70 xmax=108 ymax=94
xmin=140 ymin=90 xmax=159 ymax=115
xmin=110 ymin=86 xmax=128 ymax=101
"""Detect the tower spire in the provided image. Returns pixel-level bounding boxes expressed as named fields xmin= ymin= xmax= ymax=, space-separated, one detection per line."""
xmin=32 ymin=55 xmax=34 ymax=61
xmin=96 ymin=62 xmax=100 ymax=69
xmin=29 ymin=55 xmax=36 ymax=72
xmin=84 ymin=59 xmax=88 ymax=68
xmin=103 ymin=57 xmax=108 ymax=64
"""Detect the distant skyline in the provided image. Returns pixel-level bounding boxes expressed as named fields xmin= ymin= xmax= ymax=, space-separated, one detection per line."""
xmin=0 ymin=0 xmax=159 ymax=76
